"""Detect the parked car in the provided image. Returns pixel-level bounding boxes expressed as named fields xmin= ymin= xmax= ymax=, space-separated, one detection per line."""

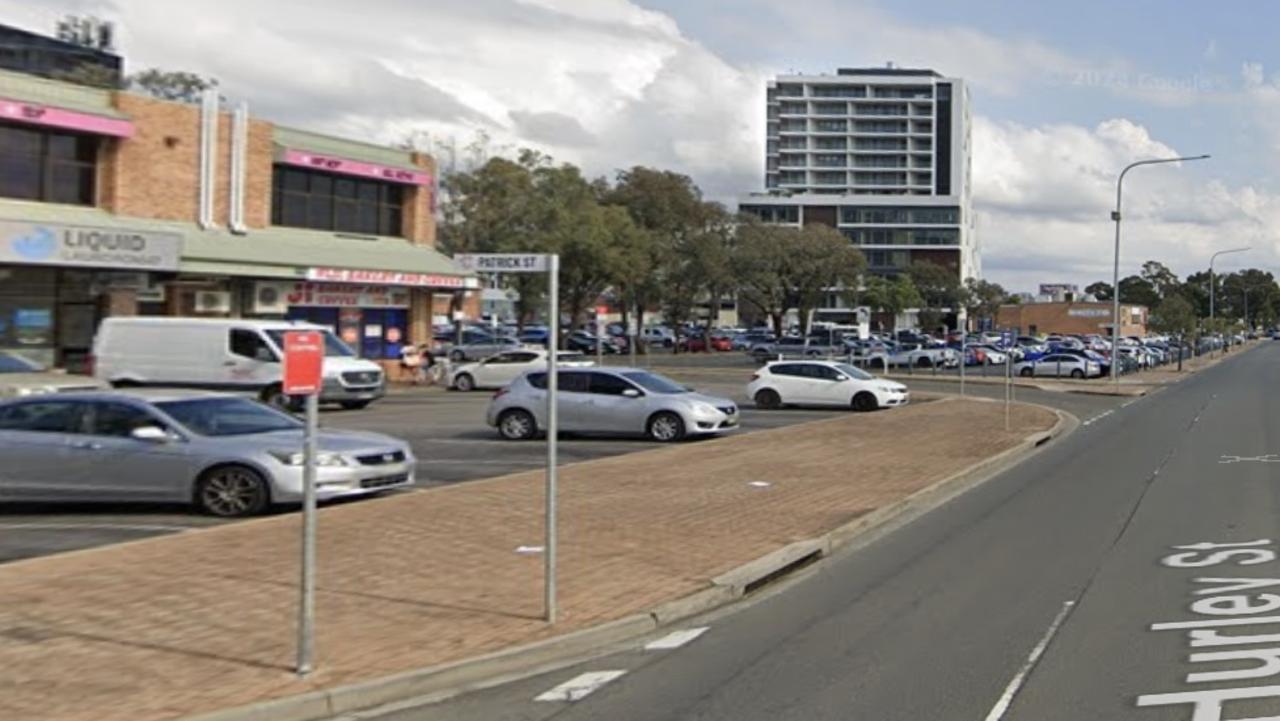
xmin=889 ymin=343 xmax=960 ymax=369
xmin=0 ymin=390 xmax=415 ymax=516
xmin=747 ymin=360 xmax=908 ymax=412
xmin=0 ymin=351 xmax=107 ymax=397
xmin=93 ymin=318 xmax=386 ymax=410
xmin=566 ymin=331 xmax=623 ymax=354
xmin=640 ymin=327 xmax=675 ymax=348
xmin=1014 ymin=354 xmax=1102 ymax=379
xmin=487 ymin=368 xmax=738 ymax=442
xmin=444 ymin=333 xmax=523 ymax=362
xmin=518 ymin=327 xmax=550 ymax=347
xmin=749 ymin=336 xmax=842 ymax=362
xmin=449 ymin=349 xmax=593 ymax=391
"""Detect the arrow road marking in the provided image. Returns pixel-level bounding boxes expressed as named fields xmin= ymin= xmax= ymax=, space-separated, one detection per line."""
xmin=535 ymin=670 xmax=627 ymax=702
xmin=645 ymin=627 xmax=709 ymax=651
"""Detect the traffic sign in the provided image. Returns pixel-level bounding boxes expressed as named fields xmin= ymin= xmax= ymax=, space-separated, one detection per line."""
xmin=455 ymin=253 xmax=549 ymax=273
xmin=282 ymin=331 xmax=323 ymax=396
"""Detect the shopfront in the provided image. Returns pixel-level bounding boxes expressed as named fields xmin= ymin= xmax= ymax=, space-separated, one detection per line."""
xmin=0 ymin=218 xmax=181 ymax=369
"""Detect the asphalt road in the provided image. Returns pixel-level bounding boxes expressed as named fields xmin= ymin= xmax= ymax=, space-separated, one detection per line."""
xmin=378 ymin=342 xmax=1274 ymax=720
xmin=0 ymin=370 xmax=862 ymax=564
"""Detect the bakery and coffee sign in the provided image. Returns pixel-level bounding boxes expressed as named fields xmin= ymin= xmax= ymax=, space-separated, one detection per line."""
xmin=0 ymin=221 xmax=182 ymax=271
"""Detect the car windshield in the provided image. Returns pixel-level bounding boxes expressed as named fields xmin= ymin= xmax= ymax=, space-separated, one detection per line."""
xmin=155 ymin=397 xmax=303 ymax=437
xmin=265 ymin=329 xmax=355 ymax=357
xmin=0 ymin=352 xmax=42 ymax=373
xmin=834 ymin=363 xmax=874 ymax=381
xmin=621 ymin=371 xmax=687 ymax=394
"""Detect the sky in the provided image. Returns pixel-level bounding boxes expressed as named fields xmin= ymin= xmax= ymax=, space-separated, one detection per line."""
xmin=5 ymin=0 xmax=1280 ymax=292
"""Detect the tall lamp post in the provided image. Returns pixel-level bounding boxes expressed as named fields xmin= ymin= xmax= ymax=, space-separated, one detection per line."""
xmin=1110 ymin=154 xmax=1210 ymax=391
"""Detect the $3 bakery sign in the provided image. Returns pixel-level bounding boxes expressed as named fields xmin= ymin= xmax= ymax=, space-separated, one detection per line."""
xmin=285 ymin=282 xmax=411 ymax=308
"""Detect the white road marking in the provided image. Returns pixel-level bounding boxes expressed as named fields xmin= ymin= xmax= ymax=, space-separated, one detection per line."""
xmin=983 ymin=601 xmax=1076 ymax=721
xmin=1219 ymin=454 xmax=1280 ymax=464
xmin=1082 ymin=410 xmax=1114 ymax=426
xmin=748 ymin=481 xmax=772 ymax=488
xmin=645 ymin=627 xmax=709 ymax=650
xmin=514 ymin=545 xmax=544 ymax=554
xmin=534 ymin=670 xmax=627 ymax=702
xmin=0 ymin=522 xmax=198 ymax=533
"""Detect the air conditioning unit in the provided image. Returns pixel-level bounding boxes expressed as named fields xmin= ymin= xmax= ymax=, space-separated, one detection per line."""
xmin=249 ymin=282 xmax=291 ymax=314
xmin=194 ymin=290 xmax=232 ymax=314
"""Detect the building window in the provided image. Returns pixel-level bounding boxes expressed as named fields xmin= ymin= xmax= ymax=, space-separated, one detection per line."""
xmin=272 ymin=166 xmax=405 ymax=236
xmin=0 ymin=122 xmax=97 ymax=205
xmin=814 ymin=137 xmax=847 ymax=150
xmin=854 ymin=120 xmax=908 ymax=134
xmin=741 ymin=205 xmax=799 ymax=224
xmin=813 ymin=119 xmax=848 ymax=133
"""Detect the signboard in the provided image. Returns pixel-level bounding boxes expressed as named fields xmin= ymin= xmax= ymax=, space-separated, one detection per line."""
xmin=0 ymin=221 xmax=181 ymax=271
xmin=306 ymin=267 xmax=470 ymax=288
xmin=1068 ymin=308 xmax=1111 ymax=318
xmin=0 ymin=97 xmax=134 ymax=138
xmin=454 ymin=253 xmax=549 ymax=273
xmin=279 ymin=149 xmax=431 ymax=186
xmin=284 ymin=282 xmax=410 ymax=308
xmin=282 ymin=331 xmax=324 ymax=396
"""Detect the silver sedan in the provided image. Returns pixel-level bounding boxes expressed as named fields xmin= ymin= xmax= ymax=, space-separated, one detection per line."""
xmin=486 ymin=367 xmax=739 ymax=442
xmin=0 ymin=389 xmax=415 ymax=517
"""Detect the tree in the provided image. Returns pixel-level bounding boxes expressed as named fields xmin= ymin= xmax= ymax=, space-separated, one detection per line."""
xmin=128 ymin=68 xmax=219 ymax=103
xmin=732 ymin=219 xmax=793 ymax=336
xmin=1149 ymin=294 xmax=1197 ymax=337
xmin=1117 ymin=275 xmax=1160 ymax=308
xmin=862 ymin=275 xmax=923 ymax=334
xmin=1141 ymin=260 xmax=1180 ymax=299
xmin=1085 ymin=281 xmax=1113 ymax=301
xmin=962 ymin=278 xmax=1006 ymax=328
xmin=906 ymin=261 xmax=962 ymax=330
xmin=785 ymin=224 xmax=867 ymax=335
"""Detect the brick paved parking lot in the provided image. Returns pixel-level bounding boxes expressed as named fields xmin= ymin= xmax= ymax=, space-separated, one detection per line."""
xmin=0 ymin=397 xmax=1056 ymax=721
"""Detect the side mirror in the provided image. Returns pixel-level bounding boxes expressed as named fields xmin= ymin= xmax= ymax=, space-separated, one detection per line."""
xmin=131 ymin=426 xmax=172 ymax=443
xmin=622 ymin=388 xmax=642 ymax=398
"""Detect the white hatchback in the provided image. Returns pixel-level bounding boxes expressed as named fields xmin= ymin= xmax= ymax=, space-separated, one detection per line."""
xmin=747 ymin=360 xmax=909 ymax=412
xmin=449 ymin=349 xmax=593 ymax=391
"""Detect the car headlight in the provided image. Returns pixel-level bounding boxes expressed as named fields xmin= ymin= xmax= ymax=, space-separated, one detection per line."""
xmin=14 ymin=386 xmax=53 ymax=397
xmin=879 ymin=385 xmax=901 ymax=393
xmin=269 ymin=450 xmax=350 ymax=467
xmin=693 ymin=402 xmax=720 ymax=416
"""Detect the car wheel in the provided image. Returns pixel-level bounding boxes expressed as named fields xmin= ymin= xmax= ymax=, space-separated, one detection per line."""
xmin=1070 ymin=369 xmax=1085 ymax=379
xmin=454 ymin=373 xmax=475 ymax=392
xmin=754 ymin=388 xmax=782 ymax=410
xmin=851 ymin=391 xmax=878 ymax=412
xmin=261 ymin=385 xmax=300 ymax=412
xmin=497 ymin=409 xmax=537 ymax=441
xmin=340 ymin=400 xmax=371 ymax=410
xmin=450 ymin=349 xmax=466 ymax=362
xmin=1019 ymin=367 xmax=1034 ymax=377
xmin=916 ymin=356 xmax=932 ymax=368
xmin=196 ymin=465 xmax=270 ymax=518
xmin=647 ymin=411 xmax=686 ymax=442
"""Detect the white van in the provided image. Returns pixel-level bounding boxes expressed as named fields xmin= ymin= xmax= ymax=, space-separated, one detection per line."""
xmin=92 ymin=318 xmax=386 ymax=409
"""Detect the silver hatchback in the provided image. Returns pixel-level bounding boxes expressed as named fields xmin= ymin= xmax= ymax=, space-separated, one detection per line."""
xmin=0 ymin=389 xmax=416 ymax=517
xmin=486 ymin=367 xmax=739 ymax=442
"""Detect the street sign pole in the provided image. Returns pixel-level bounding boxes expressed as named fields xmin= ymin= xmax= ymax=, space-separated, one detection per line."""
xmin=958 ymin=310 xmax=967 ymax=397
xmin=595 ymin=309 xmax=603 ymax=366
xmin=298 ymin=392 xmax=318 ymax=676
xmin=628 ymin=311 xmax=637 ymax=367
xmin=454 ymin=252 xmax=560 ymax=623
xmin=282 ymin=330 xmax=323 ymax=677
xmin=546 ymin=254 xmax=559 ymax=623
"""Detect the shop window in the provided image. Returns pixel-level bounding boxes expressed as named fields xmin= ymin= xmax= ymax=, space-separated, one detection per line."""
xmin=0 ymin=122 xmax=97 ymax=205
xmin=271 ymin=166 xmax=405 ymax=236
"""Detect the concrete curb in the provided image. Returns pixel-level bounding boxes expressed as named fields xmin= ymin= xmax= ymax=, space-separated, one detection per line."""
xmin=178 ymin=402 xmax=1074 ymax=721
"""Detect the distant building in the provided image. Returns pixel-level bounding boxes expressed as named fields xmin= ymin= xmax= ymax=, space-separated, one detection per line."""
xmin=1037 ymin=283 xmax=1079 ymax=302
xmin=0 ymin=21 xmax=122 ymax=84
xmin=737 ymin=65 xmax=975 ymax=324
xmin=997 ymin=302 xmax=1148 ymax=337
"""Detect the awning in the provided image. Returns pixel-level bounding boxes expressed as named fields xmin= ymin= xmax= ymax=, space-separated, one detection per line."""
xmin=0 ymin=200 xmax=472 ymax=287
xmin=0 ymin=68 xmax=133 ymax=138
xmin=273 ymin=126 xmax=431 ymax=186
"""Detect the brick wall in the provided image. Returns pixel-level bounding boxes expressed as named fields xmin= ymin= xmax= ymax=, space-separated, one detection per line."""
xmin=996 ymin=302 xmax=1148 ymax=336
xmin=403 ymin=152 xmax=438 ymax=247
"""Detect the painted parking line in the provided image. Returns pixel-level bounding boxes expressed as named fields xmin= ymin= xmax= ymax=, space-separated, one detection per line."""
xmin=534 ymin=670 xmax=628 ymax=702
xmin=644 ymin=627 xmax=709 ymax=651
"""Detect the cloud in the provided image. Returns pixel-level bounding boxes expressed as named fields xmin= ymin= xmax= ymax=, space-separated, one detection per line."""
xmin=973 ymin=116 xmax=1277 ymax=291
xmin=508 ymin=110 xmax=597 ymax=148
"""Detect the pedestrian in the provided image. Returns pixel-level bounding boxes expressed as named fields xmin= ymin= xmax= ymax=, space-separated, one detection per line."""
xmin=399 ymin=343 xmax=423 ymax=384
xmin=420 ymin=342 xmax=444 ymax=386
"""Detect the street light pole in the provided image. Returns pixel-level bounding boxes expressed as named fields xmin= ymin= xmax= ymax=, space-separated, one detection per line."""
xmin=1209 ymin=246 xmax=1250 ymax=323
xmin=1110 ymin=154 xmax=1210 ymax=392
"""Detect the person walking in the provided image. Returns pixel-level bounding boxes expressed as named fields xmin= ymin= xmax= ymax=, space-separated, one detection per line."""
xmin=421 ymin=342 xmax=445 ymax=386
xmin=399 ymin=343 xmax=424 ymax=384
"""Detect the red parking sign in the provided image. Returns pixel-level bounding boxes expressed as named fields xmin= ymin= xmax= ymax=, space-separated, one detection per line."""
xmin=283 ymin=331 xmax=324 ymax=395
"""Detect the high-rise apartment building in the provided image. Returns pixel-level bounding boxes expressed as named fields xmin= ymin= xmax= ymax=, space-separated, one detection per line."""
xmin=738 ymin=66 xmax=978 ymax=322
